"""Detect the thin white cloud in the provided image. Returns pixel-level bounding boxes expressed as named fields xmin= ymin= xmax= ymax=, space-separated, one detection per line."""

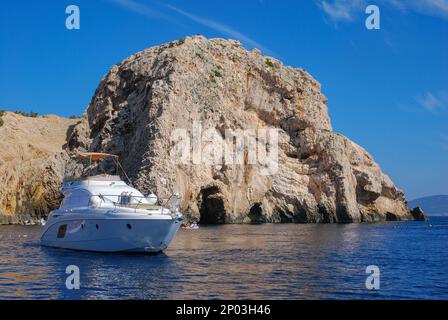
xmin=389 ymin=0 xmax=448 ymax=20
xmin=318 ymin=0 xmax=366 ymax=22
xmin=399 ymin=89 xmax=448 ymax=114
xmin=317 ymin=0 xmax=448 ymax=22
xmin=109 ymin=0 xmax=270 ymax=54
xmin=110 ymin=0 xmax=177 ymax=23
xmin=165 ymin=4 xmax=270 ymax=53
xmin=414 ymin=90 xmax=448 ymax=113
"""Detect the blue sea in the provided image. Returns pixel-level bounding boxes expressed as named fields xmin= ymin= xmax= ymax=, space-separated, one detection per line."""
xmin=0 ymin=217 xmax=447 ymax=299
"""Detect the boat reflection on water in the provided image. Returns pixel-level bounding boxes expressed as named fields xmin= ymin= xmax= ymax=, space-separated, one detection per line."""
xmin=39 ymin=245 xmax=178 ymax=299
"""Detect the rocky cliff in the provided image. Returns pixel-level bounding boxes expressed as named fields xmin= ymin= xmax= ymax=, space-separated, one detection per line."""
xmin=65 ymin=36 xmax=422 ymax=223
xmin=0 ymin=112 xmax=77 ymax=224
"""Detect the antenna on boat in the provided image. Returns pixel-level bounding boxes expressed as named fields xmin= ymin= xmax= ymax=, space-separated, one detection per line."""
xmin=112 ymin=156 xmax=133 ymax=187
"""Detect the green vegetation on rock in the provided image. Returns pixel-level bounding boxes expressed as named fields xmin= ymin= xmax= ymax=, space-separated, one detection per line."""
xmin=0 ymin=110 xmax=4 ymax=127
xmin=265 ymin=58 xmax=275 ymax=68
xmin=13 ymin=110 xmax=39 ymax=117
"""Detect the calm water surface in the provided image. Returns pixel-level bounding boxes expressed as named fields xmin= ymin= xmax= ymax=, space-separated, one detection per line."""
xmin=0 ymin=218 xmax=447 ymax=299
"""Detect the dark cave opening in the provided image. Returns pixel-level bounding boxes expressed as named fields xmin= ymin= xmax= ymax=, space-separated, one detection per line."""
xmin=199 ymin=186 xmax=226 ymax=224
xmin=248 ymin=203 xmax=264 ymax=223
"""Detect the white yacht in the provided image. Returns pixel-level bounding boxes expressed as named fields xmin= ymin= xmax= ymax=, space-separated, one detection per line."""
xmin=40 ymin=152 xmax=184 ymax=253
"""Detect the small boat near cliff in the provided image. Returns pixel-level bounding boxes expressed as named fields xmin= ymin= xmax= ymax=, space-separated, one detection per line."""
xmin=40 ymin=152 xmax=184 ymax=253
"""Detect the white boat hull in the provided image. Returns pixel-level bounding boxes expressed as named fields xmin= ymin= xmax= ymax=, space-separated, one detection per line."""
xmin=40 ymin=213 xmax=182 ymax=253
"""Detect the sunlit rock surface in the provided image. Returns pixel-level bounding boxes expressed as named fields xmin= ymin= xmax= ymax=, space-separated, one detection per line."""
xmin=66 ymin=36 xmax=421 ymax=223
xmin=0 ymin=112 xmax=77 ymax=224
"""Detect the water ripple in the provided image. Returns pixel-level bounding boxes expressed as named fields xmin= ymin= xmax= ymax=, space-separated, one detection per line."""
xmin=0 ymin=219 xmax=447 ymax=299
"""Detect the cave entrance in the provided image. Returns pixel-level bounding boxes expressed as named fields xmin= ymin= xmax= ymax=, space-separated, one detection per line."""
xmin=199 ymin=186 xmax=226 ymax=224
xmin=248 ymin=203 xmax=264 ymax=224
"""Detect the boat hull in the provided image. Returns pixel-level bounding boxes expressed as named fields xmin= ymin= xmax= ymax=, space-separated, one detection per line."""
xmin=40 ymin=215 xmax=182 ymax=253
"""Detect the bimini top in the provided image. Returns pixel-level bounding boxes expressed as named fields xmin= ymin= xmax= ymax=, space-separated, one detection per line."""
xmin=76 ymin=152 xmax=119 ymax=161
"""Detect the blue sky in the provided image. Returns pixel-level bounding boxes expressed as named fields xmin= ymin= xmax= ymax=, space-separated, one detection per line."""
xmin=0 ymin=0 xmax=447 ymax=200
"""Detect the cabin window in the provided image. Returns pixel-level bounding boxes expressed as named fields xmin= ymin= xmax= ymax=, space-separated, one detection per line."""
xmin=57 ymin=224 xmax=67 ymax=238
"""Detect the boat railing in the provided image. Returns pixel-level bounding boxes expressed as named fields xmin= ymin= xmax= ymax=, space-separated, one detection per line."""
xmin=62 ymin=194 xmax=166 ymax=213
xmin=162 ymin=193 xmax=182 ymax=215
xmin=61 ymin=193 xmax=182 ymax=217
xmin=93 ymin=193 xmax=182 ymax=214
xmin=90 ymin=194 xmax=168 ymax=212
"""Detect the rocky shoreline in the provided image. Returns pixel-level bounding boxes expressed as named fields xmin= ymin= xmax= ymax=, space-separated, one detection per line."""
xmin=0 ymin=36 xmax=427 ymax=224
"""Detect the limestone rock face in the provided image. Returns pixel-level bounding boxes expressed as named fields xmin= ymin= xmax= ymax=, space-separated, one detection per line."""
xmin=0 ymin=112 xmax=77 ymax=224
xmin=67 ymin=36 xmax=418 ymax=223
